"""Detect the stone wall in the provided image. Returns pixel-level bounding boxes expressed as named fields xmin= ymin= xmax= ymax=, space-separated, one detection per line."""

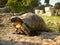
xmin=45 ymin=6 xmax=55 ymax=16
xmin=35 ymin=9 xmax=44 ymax=16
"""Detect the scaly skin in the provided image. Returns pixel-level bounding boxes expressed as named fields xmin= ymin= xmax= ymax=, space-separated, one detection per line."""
xmin=12 ymin=21 xmax=30 ymax=36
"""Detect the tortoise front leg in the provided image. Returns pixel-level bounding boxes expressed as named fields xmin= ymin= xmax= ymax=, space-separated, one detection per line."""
xmin=21 ymin=23 xmax=31 ymax=36
xmin=13 ymin=28 xmax=23 ymax=34
xmin=19 ymin=27 xmax=30 ymax=36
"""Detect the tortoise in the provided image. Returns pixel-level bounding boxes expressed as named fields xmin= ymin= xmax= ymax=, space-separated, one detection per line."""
xmin=11 ymin=13 xmax=50 ymax=36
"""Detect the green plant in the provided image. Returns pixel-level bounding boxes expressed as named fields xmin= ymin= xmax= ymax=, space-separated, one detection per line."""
xmin=41 ymin=16 xmax=60 ymax=32
xmin=6 ymin=0 xmax=39 ymax=13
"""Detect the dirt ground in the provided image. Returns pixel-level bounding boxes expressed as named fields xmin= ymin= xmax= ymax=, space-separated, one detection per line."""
xmin=0 ymin=26 xmax=60 ymax=45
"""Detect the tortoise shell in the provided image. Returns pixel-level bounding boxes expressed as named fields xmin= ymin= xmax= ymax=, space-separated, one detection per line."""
xmin=11 ymin=13 xmax=50 ymax=36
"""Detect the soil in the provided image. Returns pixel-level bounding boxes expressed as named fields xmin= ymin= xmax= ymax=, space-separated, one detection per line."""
xmin=0 ymin=26 xmax=60 ymax=45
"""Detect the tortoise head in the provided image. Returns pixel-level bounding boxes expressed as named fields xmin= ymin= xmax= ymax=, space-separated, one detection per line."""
xmin=11 ymin=17 xmax=23 ymax=24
